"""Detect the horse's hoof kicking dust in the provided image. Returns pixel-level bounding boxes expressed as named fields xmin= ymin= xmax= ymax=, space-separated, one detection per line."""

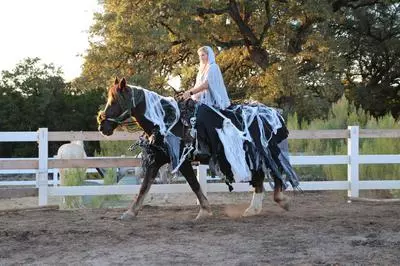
xmin=275 ymin=196 xmax=290 ymax=211
xmin=195 ymin=208 xmax=213 ymax=220
xmin=242 ymin=207 xmax=262 ymax=217
xmin=120 ymin=211 xmax=136 ymax=221
xmin=279 ymin=200 xmax=290 ymax=211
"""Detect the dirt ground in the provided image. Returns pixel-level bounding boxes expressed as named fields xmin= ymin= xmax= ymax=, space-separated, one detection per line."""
xmin=0 ymin=191 xmax=399 ymax=265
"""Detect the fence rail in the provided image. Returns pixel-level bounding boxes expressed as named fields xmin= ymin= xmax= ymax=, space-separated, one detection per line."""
xmin=1 ymin=126 xmax=400 ymax=206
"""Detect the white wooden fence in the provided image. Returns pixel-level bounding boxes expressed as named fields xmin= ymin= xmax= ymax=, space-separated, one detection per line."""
xmin=0 ymin=126 xmax=399 ymax=206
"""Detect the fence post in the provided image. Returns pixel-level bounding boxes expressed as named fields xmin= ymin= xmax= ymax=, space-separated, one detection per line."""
xmin=51 ymin=168 xmax=59 ymax=186
xmin=347 ymin=126 xmax=359 ymax=198
xmin=37 ymin=128 xmax=49 ymax=205
xmin=196 ymin=164 xmax=208 ymax=205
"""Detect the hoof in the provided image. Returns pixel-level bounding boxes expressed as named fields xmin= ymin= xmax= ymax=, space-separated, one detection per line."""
xmin=279 ymin=200 xmax=290 ymax=211
xmin=195 ymin=208 xmax=213 ymax=220
xmin=242 ymin=207 xmax=262 ymax=217
xmin=120 ymin=211 xmax=136 ymax=221
xmin=275 ymin=196 xmax=290 ymax=211
xmin=243 ymin=192 xmax=263 ymax=217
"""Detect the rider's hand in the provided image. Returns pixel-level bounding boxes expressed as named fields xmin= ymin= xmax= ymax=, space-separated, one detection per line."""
xmin=181 ymin=90 xmax=192 ymax=100
xmin=148 ymin=134 xmax=155 ymax=145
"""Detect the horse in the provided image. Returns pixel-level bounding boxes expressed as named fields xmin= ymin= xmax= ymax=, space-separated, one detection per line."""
xmin=55 ymin=141 xmax=87 ymax=208
xmin=98 ymin=77 xmax=299 ymax=220
xmin=55 ymin=140 xmax=87 ymax=186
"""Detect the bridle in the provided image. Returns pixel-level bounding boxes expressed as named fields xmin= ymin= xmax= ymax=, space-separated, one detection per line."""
xmin=101 ymin=87 xmax=138 ymax=131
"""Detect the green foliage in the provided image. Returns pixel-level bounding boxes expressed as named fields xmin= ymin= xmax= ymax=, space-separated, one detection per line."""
xmin=82 ymin=0 xmax=346 ymax=120
xmin=95 ymin=140 xmax=139 ymax=157
xmin=81 ymin=0 xmax=399 ymax=120
xmin=104 ymin=168 xmax=118 ymax=185
xmin=85 ymin=141 xmax=137 ymax=208
xmin=0 ymin=58 xmax=65 ymax=157
xmin=62 ymin=168 xmax=86 ymax=209
xmin=360 ymin=115 xmax=400 ymax=184
xmin=0 ymin=58 xmax=104 ymax=158
xmin=86 ymin=168 xmax=122 ymax=208
xmin=336 ymin=1 xmax=400 ymax=118
xmin=287 ymin=96 xmax=400 ymax=192
xmin=63 ymin=168 xmax=87 ymax=186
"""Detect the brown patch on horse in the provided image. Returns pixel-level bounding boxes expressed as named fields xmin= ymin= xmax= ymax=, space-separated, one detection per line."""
xmin=107 ymin=84 xmax=118 ymax=105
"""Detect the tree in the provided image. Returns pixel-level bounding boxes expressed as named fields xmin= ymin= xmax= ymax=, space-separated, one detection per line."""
xmin=82 ymin=0 xmax=344 ymax=120
xmin=332 ymin=0 xmax=400 ymax=118
xmin=0 ymin=58 xmax=104 ymax=157
xmin=0 ymin=58 xmax=66 ymax=131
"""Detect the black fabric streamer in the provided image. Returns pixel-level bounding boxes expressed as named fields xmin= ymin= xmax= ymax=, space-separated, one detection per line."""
xmin=195 ymin=103 xmax=300 ymax=190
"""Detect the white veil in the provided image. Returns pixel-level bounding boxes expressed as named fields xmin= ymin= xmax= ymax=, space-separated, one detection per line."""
xmin=205 ymin=46 xmax=216 ymax=64
xmin=195 ymin=46 xmax=231 ymax=110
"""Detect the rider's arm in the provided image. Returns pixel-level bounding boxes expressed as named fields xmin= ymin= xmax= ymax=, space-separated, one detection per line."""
xmin=189 ymin=80 xmax=208 ymax=95
xmin=182 ymin=80 xmax=208 ymax=100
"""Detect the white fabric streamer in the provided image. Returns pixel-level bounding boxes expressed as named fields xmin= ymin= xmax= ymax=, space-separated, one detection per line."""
xmin=241 ymin=106 xmax=258 ymax=141
xmin=216 ymin=119 xmax=251 ymax=182
xmin=209 ymin=103 xmax=283 ymax=182
xmin=257 ymin=106 xmax=282 ymax=148
xmin=131 ymin=86 xmax=180 ymax=136
xmin=258 ymin=106 xmax=282 ymax=134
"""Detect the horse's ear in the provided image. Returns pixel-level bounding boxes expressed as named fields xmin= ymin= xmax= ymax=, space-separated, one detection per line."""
xmin=120 ymin=78 xmax=126 ymax=89
xmin=114 ymin=77 xmax=119 ymax=85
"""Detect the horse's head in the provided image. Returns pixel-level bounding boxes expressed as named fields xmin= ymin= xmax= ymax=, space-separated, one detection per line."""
xmin=97 ymin=77 xmax=133 ymax=136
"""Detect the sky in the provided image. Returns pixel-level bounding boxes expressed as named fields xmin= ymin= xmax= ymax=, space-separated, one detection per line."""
xmin=0 ymin=0 xmax=101 ymax=81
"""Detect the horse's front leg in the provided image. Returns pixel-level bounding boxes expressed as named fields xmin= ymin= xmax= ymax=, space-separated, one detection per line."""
xmin=273 ymin=175 xmax=290 ymax=211
xmin=179 ymin=160 xmax=212 ymax=220
xmin=243 ymin=170 xmax=264 ymax=217
xmin=120 ymin=162 xmax=162 ymax=220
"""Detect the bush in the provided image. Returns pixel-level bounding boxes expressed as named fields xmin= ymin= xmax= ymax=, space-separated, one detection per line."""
xmin=287 ymin=96 xmax=400 ymax=192
xmin=86 ymin=168 xmax=122 ymax=208
xmin=95 ymin=140 xmax=140 ymax=157
xmin=61 ymin=168 xmax=86 ymax=209
xmin=85 ymin=140 xmax=141 ymax=208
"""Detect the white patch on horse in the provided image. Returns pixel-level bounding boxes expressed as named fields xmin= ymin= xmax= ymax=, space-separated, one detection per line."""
xmin=243 ymin=192 xmax=264 ymax=216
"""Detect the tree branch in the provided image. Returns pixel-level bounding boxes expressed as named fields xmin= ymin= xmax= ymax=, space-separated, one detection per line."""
xmin=212 ymin=35 xmax=246 ymax=48
xmin=332 ymin=0 xmax=382 ymax=12
xmin=157 ymin=20 xmax=177 ymax=36
xmin=197 ymin=6 xmax=229 ymax=16
xmin=171 ymin=40 xmax=185 ymax=46
xmin=243 ymin=5 xmax=252 ymax=24
xmin=288 ymin=13 xmax=325 ymax=54
xmin=156 ymin=20 xmax=186 ymax=46
xmin=197 ymin=1 xmax=270 ymax=69
xmin=259 ymin=0 xmax=271 ymax=43
xmin=228 ymin=0 xmax=260 ymax=45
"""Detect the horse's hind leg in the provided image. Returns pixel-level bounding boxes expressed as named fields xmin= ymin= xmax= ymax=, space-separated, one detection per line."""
xmin=243 ymin=170 xmax=264 ymax=217
xmin=179 ymin=160 xmax=212 ymax=220
xmin=120 ymin=162 xmax=162 ymax=220
xmin=273 ymin=176 xmax=290 ymax=211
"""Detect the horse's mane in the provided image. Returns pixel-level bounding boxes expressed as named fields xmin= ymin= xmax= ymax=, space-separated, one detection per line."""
xmin=107 ymin=84 xmax=119 ymax=105
xmin=97 ymin=84 xmax=125 ymax=125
